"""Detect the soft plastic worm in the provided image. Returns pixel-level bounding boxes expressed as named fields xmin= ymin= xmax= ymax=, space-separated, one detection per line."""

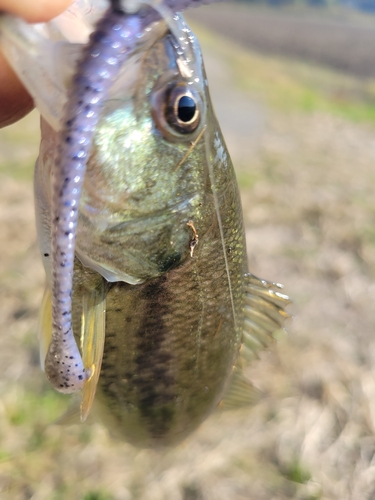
xmin=45 ymin=2 xmax=146 ymax=393
xmin=44 ymin=0 xmax=220 ymax=394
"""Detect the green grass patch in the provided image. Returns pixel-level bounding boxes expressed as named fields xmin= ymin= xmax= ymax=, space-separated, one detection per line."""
xmin=83 ymin=492 xmax=115 ymax=500
xmin=5 ymin=389 xmax=68 ymax=428
xmin=0 ymin=111 xmax=39 ymax=182
xmin=282 ymin=458 xmax=312 ymax=484
xmin=0 ymin=449 xmax=11 ymax=462
xmin=236 ymin=170 xmax=259 ymax=189
xmin=361 ymin=226 xmax=375 ymax=247
xmin=0 ymin=160 xmax=34 ymax=182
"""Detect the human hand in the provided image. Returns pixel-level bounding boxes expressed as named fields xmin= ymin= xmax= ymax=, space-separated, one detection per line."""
xmin=0 ymin=0 xmax=73 ymax=128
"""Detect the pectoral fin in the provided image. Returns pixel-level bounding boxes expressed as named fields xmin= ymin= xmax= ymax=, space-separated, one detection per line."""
xmin=37 ymin=286 xmax=52 ymax=371
xmin=80 ymin=279 xmax=107 ymax=422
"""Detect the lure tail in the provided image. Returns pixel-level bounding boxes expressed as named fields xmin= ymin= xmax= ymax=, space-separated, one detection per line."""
xmin=45 ymin=3 xmax=144 ymax=393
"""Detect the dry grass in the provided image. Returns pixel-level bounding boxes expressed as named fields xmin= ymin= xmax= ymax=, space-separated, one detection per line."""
xmin=1 ymin=15 xmax=375 ymax=500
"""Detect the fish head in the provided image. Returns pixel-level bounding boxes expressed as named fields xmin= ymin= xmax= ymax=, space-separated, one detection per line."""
xmin=5 ymin=3 xmax=229 ymax=286
xmin=76 ymin=16 xmax=214 ymax=284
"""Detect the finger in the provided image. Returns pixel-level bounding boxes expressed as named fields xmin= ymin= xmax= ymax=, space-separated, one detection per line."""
xmin=0 ymin=50 xmax=34 ymax=128
xmin=0 ymin=0 xmax=73 ymax=23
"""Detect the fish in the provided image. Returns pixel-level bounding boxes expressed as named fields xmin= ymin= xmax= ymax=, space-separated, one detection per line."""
xmin=0 ymin=0 xmax=290 ymax=447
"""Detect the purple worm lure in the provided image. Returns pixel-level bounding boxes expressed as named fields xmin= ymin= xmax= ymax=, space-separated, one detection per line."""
xmin=45 ymin=1 xmax=145 ymax=393
xmin=44 ymin=0 xmax=219 ymax=393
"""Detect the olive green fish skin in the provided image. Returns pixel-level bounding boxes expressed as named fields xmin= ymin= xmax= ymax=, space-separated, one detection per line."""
xmin=102 ymin=159 xmax=246 ymax=447
xmin=37 ymin=21 xmax=248 ymax=447
xmin=72 ymin=153 xmax=247 ymax=447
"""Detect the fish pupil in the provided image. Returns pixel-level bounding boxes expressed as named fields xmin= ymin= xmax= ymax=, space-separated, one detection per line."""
xmin=154 ymin=84 xmax=201 ymax=136
xmin=177 ymin=96 xmax=196 ymax=123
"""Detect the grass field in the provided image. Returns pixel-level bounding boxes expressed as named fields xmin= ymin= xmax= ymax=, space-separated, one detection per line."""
xmin=2 ymin=9 xmax=375 ymax=500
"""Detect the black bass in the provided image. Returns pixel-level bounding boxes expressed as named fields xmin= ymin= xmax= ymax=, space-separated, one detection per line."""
xmin=0 ymin=0 xmax=290 ymax=447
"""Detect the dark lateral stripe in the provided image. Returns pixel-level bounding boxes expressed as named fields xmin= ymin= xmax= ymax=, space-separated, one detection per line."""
xmin=133 ymin=276 xmax=176 ymax=438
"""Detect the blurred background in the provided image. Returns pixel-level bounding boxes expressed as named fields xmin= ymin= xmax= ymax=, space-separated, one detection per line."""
xmin=2 ymin=1 xmax=375 ymax=498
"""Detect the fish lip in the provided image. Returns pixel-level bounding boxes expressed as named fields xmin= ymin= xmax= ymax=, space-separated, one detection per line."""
xmin=104 ymin=193 xmax=201 ymax=235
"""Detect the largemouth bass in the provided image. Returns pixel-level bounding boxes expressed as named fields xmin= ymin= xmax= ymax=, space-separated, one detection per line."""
xmin=0 ymin=0 xmax=290 ymax=447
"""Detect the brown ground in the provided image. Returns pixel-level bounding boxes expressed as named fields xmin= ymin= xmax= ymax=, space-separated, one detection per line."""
xmin=1 ymin=9 xmax=375 ymax=500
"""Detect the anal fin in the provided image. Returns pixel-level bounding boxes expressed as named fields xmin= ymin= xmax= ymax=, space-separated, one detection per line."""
xmin=219 ymin=366 xmax=261 ymax=410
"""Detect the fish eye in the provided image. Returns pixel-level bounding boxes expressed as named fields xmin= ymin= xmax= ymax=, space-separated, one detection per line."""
xmin=165 ymin=86 xmax=201 ymax=134
xmin=151 ymin=82 xmax=203 ymax=140
xmin=176 ymin=95 xmax=196 ymax=122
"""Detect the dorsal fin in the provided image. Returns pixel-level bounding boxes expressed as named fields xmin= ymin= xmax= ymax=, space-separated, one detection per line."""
xmin=219 ymin=273 xmax=291 ymax=410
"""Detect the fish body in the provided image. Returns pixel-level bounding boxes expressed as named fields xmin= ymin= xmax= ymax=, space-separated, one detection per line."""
xmin=36 ymin=17 xmax=247 ymax=446
xmin=1 ymin=1 xmax=289 ymax=447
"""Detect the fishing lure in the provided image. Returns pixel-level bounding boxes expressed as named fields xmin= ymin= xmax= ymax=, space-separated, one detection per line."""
xmin=0 ymin=0 xmax=290 ymax=446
